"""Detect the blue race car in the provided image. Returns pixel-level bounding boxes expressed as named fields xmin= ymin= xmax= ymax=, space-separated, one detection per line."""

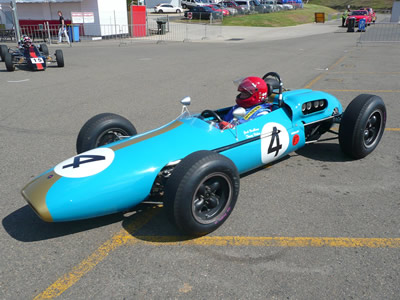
xmin=0 ymin=39 xmax=64 ymax=72
xmin=21 ymin=72 xmax=386 ymax=236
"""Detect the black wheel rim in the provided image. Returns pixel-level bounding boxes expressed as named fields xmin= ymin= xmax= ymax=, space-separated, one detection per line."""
xmin=363 ymin=109 xmax=383 ymax=148
xmin=95 ymin=128 xmax=129 ymax=147
xmin=192 ymin=172 xmax=232 ymax=225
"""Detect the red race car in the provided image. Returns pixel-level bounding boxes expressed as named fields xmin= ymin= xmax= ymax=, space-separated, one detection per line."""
xmin=345 ymin=10 xmax=372 ymax=26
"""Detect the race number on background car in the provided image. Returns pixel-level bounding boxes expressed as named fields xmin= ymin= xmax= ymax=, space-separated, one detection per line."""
xmin=30 ymin=57 xmax=44 ymax=64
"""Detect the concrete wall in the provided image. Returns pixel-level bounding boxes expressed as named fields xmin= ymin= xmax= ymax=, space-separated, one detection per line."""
xmin=391 ymin=0 xmax=400 ymax=22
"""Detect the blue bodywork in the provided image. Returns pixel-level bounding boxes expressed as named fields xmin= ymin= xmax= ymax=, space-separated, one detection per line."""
xmin=22 ymin=89 xmax=343 ymax=222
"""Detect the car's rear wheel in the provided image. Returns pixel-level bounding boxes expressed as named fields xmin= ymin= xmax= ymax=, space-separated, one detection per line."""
xmin=158 ymin=9 xmax=163 ymax=13
xmin=339 ymin=94 xmax=386 ymax=159
xmin=182 ymin=4 xmax=187 ymax=9
xmin=76 ymin=113 xmax=137 ymax=154
xmin=176 ymin=9 xmax=181 ymax=13
xmin=4 ymin=52 xmax=15 ymax=72
xmin=164 ymin=150 xmax=240 ymax=236
xmin=0 ymin=44 xmax=8 ymax=61
xmin=55 ymin=50 xmax=64 ymax=67
xmin=39 ymin=43 xmax=49 ymax=56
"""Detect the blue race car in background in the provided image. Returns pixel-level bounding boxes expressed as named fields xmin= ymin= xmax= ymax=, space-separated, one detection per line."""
xmin=21 ymin=72 xmax=386 ymax=236
xmin=0 ymin=42 xmax=64 ymax=72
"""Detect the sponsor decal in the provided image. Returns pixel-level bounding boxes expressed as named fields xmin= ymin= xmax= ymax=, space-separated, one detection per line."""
xmin=243 ymin=128 xmax=260 ymax=138
xmin=54 ymin=148 xmax=115 ymax=178
xmin=244 ymin=105 xmax=262 ymax=120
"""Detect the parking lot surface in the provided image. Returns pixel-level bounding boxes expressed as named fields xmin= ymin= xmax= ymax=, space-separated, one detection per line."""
xmin=1 ymin=22 xmax=399 ymax=299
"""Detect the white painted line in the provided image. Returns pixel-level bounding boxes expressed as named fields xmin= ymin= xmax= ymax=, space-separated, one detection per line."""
xmin=7 ymin=79 xmax=30 ymax=83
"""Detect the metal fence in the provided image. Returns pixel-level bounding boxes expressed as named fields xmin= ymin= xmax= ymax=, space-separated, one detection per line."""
xmin=16 ymin=19 xmax=227 ymax=44
xmin=358 ymin=22 xmax=400 ymax=43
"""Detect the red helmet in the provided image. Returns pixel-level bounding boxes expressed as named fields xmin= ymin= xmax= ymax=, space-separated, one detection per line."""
xmin=235 ymin=77 xmax=268 ymax=108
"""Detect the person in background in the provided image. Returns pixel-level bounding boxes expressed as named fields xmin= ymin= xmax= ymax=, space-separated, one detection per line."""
xmin=342 ymin=8 xmax=350 ymax=27
xmin=58 ymin=10 xmax=70 ymax=45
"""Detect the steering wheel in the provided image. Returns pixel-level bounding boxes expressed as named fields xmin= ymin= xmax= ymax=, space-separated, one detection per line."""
xmin=200 ymin=110 xmax=223 ymax=123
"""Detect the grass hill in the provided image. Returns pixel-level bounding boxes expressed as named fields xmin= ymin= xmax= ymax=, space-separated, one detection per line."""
xmin=307 ymin=0 xmax=393 ymax=10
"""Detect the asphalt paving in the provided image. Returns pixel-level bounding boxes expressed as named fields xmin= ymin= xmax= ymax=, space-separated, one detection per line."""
xmin=0 ymin=17 xmax=399 ymax=299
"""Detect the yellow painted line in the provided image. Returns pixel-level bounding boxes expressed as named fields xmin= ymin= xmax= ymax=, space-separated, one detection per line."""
xmin=303 ymin=55 xmax=347 ymax=89
xmin=127 ymin=236 xmax=400 ymax=248
xmin=321 ymin=89 xmax=400 ymax=93
xmin=304 ymin=73 xmax=325 ymax=89
xmin=34 ymin=206 xmax=162 ymax=300
xmin=329 ymin=55 xmax=347 ymax=71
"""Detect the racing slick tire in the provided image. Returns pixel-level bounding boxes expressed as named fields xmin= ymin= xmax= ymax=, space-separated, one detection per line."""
xmin=76 ymin=113 xmax=137 ymax=154
xmin=55 ymin=50 xmax=64 ymax=67
xmin=339 ymin=94 xmax=386 ymax=159
xmin=4 ymin=52 xmax=15 ymax=72
xmin=164 ymin=150 xmax=240 ymax=236
xmin=0 ymin=44 xmax=8 ymax=61
xmin=39 ymin=43 xmax=49 ymax=56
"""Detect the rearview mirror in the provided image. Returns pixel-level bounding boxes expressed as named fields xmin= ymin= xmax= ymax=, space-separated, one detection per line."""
xmin=180 ymin=96 xmax=191 ymax=106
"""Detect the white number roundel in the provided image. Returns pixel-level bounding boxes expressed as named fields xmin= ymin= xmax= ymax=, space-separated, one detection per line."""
xmin=54 ymin=148 xmax=115 ymax=178
xmin=261 ymin=122 xmax=289 ymax=164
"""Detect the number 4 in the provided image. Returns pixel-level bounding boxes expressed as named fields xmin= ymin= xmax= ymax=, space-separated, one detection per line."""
xmin=267 ymin=127 xmax=282 ymax=157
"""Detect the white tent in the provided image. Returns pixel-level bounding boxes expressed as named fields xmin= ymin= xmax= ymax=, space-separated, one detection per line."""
xmin=0 ymin=0 xmax=128 ymax=36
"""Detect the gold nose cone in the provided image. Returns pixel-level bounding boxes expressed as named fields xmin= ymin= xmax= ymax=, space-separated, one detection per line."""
xmin=21 ymin=171 xmax=61 ymax=222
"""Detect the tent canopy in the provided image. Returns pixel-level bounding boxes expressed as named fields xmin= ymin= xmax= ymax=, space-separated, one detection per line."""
xmin=0 ymin=0 xmax=82 ymax=3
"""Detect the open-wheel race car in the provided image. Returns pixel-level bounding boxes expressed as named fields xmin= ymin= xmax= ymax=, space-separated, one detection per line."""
xmin=0 ymin=38 xmax=64 ymax=72
xmin=21 ymin=72 xmax=386 ymax=236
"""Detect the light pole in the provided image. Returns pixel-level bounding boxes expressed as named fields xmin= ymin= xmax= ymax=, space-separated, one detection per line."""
xmin=10 ymin=0 xmax=21 ymax=41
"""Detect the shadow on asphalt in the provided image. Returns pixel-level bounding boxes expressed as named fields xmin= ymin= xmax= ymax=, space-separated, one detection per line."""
xmin=2 ymin=205 xmax=125 ymax=242
xmin=295 ymin=142 xmax=351 ymax=162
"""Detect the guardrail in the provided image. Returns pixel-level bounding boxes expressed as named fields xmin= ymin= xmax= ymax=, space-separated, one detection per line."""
xmin=358 ymin=22 xmax=400 ymax=43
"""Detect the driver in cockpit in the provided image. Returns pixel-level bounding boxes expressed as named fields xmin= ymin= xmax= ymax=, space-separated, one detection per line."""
xmin=219 ymin=76 xmax=273 ymax=129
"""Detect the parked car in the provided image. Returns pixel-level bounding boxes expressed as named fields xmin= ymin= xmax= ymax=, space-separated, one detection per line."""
xmin=184 ymin=6 xmax=222 ymax=19
xmin=207 ymin=4 xmax=230 ymax=16
xmin=217 ymin=3 xmax=238 ymax=15
xmin=154 ymin=3 xmax=183 ymax=13
xmin=235 ymin=0 xmax=267 ymax=13
xmin=260 ymin=0 xmax=277 ymax=13
xmin=181 ymin=0 xmax=209 ymax=9
xmin=220 ymin=0 xmax=247 ymax=14
xmin=345 ymin=10 xmax=372 ymax=26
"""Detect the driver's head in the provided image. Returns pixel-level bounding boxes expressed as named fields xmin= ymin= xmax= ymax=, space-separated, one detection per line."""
xmin=23 ymin=36 xmax=32 ymax=48
xmin=235 ymin=77 xmax=268 ymax=108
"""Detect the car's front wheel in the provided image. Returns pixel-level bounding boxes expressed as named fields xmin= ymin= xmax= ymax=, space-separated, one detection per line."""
xmin=176 ymin=9 xmax=181 ymax=13
xmin=339 ymin=94 xmax=386 ymax=159
xmin=39 ymin=43 xmax=49 ymax=56
xmin=4 ymin=52 xmax=15 ymax=72
xmin=55 ymin=50 xmax=64 ymax=67
xmin=164 ymin=151 xmax=240 ymax=236
xmin=0 ymin=44 xmax=8 ymax=61
xmin=76 ymin=113 xmax=137 ymax=154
